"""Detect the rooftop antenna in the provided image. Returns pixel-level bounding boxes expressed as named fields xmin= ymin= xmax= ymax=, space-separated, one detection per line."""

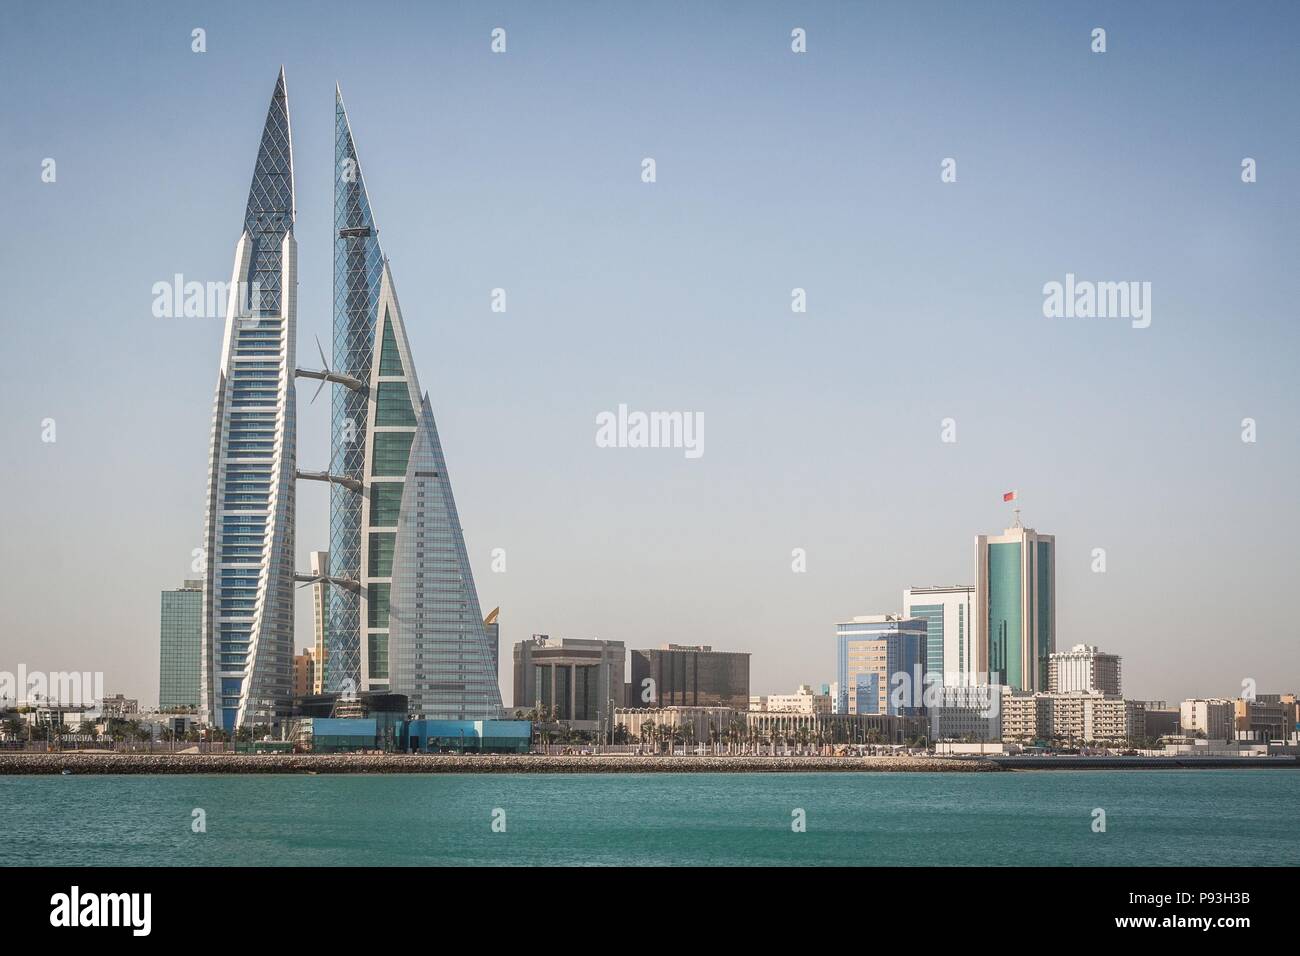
xmin=1012 ymin=508 xmax=1023 ymax=529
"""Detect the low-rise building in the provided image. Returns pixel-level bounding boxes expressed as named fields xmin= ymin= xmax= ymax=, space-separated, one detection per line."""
xmin=1001 ymin=691 xmax=1144 ymax=745
xmin=928 ymin=685 xmax=1002 ymax=741
xmin=1234 ymin=695 xmax=1292 ymax=742
xmin=761 ymin=684 xmax=832 ymax=715
xmin=615 ymin=706 xmax=738 ymax=748
xmin=745 ymin=710 xmax=927 ymax=747
xmin=99 ymin=694 xmax=139 ymax=719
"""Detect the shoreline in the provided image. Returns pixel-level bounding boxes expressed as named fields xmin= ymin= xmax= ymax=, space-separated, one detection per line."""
xmin=0 ymin=752 xmax=1294 ymax=775
xmin=0 ymin=752 xmax=1001 ymax=775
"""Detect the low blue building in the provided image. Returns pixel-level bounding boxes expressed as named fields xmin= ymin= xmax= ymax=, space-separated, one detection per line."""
xmin=399 ymin=719 xmax=532 ymax=754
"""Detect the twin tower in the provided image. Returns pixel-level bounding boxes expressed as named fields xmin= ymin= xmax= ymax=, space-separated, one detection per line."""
xmin=197 ymin=69 xmax=502 ymax=732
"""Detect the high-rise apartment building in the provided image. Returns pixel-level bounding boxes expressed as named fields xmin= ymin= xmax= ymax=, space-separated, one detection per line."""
xmin=160 ymin=580 xmax=203 ymax=712
xmin=1048 ymin=643 xmax=1121 ymax=696
xmin=974 ymin=516 xmax=1055 ymax=691
xmin=902 ymin=585 xmax=975 ymax=686
xmin=199 ymin=71 xmax=298 ymax=732
xmin=834 ymin=615 xmax=926 ymax=716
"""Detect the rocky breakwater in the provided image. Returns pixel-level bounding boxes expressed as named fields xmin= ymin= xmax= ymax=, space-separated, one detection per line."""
xmin=0 ymin=752 xmax=1002 ymax=775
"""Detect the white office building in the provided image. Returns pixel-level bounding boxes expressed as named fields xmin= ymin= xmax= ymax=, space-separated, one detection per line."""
xmin=903 ymin=585 xmax=976 ymax=686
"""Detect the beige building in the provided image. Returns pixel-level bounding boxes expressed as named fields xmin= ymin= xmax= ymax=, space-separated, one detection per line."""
xmin=1234 ymin=695 xmax=1295 ymax=742
xmin=614 ymin=706 xmax=738 ymax=747
xmin=294 ymin=649 xmax=315 ymax=699
xmin=1001 ymin=690 xmax=1144 ymax=744
xmin=310 ymin=550 xmax=329 ymax=694
xmin=1180 ymin=698 xmax=1233 ymax=742
xmin=745 ymin=710 xmax=925 ymax=746
xmin=755 ymin=684 xmax=831 ymax=715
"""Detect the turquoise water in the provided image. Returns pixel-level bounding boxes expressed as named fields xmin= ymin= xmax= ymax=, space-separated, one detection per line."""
xmin=1 ymin=771 xmax=1296 ymax=866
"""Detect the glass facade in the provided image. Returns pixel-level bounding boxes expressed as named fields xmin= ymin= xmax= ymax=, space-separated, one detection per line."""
xmin=327 ymin=90 xmax=501 ymax=719
xmin=629 ymin=648 xmax=750 ymax=710
xmin=986 ymin=542 xmax=1022 ymax=687
xmin=160 ymin=584 xmax=201 ymax=711
xmin=200 ymin=70 xmax=296 ymax=732
xmin=909 ymin=603 xmax=944 ymax=682
xmin=327 ymin=91 xmax=383 ymax=693
xmin=834 ymin=618 xmax=926 ymax=716
xmin=1036 ymin=540 xmax=1054 ymax=690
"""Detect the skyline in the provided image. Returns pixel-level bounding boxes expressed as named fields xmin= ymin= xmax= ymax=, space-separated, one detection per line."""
xmin=2 ymin=1 xmax=1298 ymax=710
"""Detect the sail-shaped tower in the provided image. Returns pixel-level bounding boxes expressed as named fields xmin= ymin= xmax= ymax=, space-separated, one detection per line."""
xmin=326 ymin=88 xmax=502 ymax=719
xmin=199 ymin=70 xmax=298 ymax=733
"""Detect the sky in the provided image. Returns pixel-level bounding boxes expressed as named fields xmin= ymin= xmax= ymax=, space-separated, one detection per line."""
xmin=1 ymin=1 xmax=1297 ymax=709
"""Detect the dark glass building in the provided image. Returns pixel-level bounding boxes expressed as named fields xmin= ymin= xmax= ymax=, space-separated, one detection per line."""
xmin=629 ymin=645 xmax=750 ymax=711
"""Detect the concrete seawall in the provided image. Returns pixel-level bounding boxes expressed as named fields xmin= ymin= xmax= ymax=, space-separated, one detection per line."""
xmin=0 ymin=753 xmax=1002 ymax=775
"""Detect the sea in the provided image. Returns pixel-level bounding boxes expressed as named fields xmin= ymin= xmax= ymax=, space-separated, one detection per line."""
xmin=1 ymin=770 xmax=1295 ymax=866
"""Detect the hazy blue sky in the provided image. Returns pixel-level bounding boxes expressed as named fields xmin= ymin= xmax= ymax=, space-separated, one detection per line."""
xmin=2 ymin=1 xmax=1297 ymax=708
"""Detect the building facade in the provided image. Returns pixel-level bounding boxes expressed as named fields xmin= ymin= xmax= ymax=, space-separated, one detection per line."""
xmin=199 ymin=70 xmax=298 ymax=732
xmin=484 ymin=607 xmax=500 ymax=676
xmin=744 ymin=710 xmax=926 ymax=747
xmin=1234 ymin=695 xmax=1293 ymax=742
xmin=1048 ymin=643 xmax=1122 ymax=696
xmin=323 ymin=88 xmax=501 ymax=721
xmin=629 ymin=645 xmax=750 ymax=711
xmin=294 ymin=649 xmax=315 ymax=698
xmin=755 ymin=684 xmax=832 ymax=714
xmin=928 ymin=684 xmax=1002 ymax=741
xmin=903 ymin=585 xmax=976 ymax=686
xmin=834 ymin=615 xmax=926 ymax=716
xmin=513 ymin=636 xmax=625 ymax=732
xmin=159 ymin=580 xmax=202 ymax=712
xmin=1180 ymin=698 xmax=1234 ymax=742
xmin=615 ymin=706 xmax=738 ymax=748
xmin=1002 ymin=690 xmax=1144 ymax=744
xmin=310 ymin=550 xmax=329 ymax=693
xmin=974 ymin=518 xmax=1055 ymax=691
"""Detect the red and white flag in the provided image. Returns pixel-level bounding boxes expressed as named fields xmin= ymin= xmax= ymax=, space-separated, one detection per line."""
xmin=1002 ymin=490 xmax=1018 ymax=502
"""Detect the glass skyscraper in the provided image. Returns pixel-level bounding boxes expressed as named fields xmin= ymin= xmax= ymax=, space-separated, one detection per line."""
xmin=199 ymin=70 xmax=297 ymax=732
xmin=834 ymin=615 xmax=927 ymax=716
xmin=160 ymin=581 xmax=202 ymax=712
xmin=974 ymin=517 xmax=1055 ymax=691
xmin=325 ymin=88 xmax=502 ymax=719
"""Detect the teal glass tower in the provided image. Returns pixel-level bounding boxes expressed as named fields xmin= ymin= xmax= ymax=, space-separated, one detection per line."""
xmin=974 ymin=515 xmax=1055 ymax=691
xmin=199 ymin=70 xmax=297 ymax=733
xmin=160 ymin=581 xmax=202 ymax=712
xmin=326 ymin=89 xmax=502 ymax=719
